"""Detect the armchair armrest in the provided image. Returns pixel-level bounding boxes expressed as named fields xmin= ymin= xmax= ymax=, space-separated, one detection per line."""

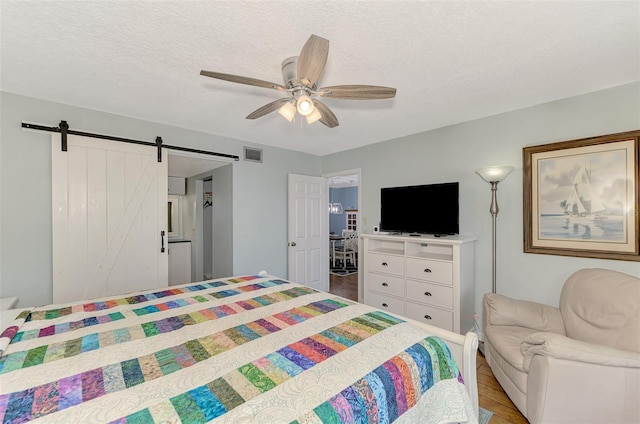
xmin=484 ymin=293 xmax=566 ymax=334
xmin=521 ymin=332 xmax=640 ymax=372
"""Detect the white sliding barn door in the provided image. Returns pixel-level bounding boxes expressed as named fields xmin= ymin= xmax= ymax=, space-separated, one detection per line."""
xmin=52 ymin=134 xmax=168 ymax=303
xmin=287 ymin=174 xmax=328 ymax=292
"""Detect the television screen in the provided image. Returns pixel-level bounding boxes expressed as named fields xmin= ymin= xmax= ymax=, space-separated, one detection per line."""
xmin=380 ymin=182 xmax=459 ymax=235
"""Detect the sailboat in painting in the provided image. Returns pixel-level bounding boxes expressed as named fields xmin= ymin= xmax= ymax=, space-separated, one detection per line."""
xmin=560 ymin=165 xmax=605 ymax=217
xmin=556 ymin=164 xmax=623 ymax=238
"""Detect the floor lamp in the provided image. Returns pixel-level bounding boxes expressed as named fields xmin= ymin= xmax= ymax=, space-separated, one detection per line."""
xmin=476 ymin=165 xmax=514 ymax=294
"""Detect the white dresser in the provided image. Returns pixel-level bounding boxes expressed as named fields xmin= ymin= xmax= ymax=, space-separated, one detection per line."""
xmin=362 ymin=233 xmax=475 ymax=334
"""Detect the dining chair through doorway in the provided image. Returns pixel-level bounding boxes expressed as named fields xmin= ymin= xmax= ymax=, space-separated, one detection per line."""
xmin=333 ymin=230 xmax=358 ymax=268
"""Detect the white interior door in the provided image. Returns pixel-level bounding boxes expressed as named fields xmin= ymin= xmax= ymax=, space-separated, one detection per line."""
xmin=287 ymin=174 xmax=328 ymax=291
xmin=52 ymin=134 xmax=168 ymax=303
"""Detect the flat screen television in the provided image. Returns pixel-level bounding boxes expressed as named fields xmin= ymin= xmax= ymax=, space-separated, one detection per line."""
xmin=380 ymin=182 xmax=459 ymax=235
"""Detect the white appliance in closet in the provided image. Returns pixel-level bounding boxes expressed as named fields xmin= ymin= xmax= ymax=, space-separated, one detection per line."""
xmin=168 ymin=241 xmax=192 ymax=285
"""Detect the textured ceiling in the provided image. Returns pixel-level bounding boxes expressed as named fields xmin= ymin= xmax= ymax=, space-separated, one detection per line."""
xmin=1 ymin=1 xmax=638 ymax=156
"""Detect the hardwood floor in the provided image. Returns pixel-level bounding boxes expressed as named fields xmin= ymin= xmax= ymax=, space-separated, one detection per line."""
xmin=328 ymin=272 xmax=358 ymax=301
xmin=477 ymin=347 xmax=529 ymax=423
xmin=328 ymin=271 xmax=528 ymax=423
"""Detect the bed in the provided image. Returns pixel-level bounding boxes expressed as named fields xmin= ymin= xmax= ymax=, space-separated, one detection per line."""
xmin=0 ymin=273 xmax=478 ymax=423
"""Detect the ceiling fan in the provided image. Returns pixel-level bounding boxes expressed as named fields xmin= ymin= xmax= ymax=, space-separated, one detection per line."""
xmin=200 ymin=34 xmax=396 ymax=128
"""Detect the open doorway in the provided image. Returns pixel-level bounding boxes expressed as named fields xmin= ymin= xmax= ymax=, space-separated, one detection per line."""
xmin=167 ymin=152 xmax=233 ymax=284
xmin=325 ymin=169 xmax=360 ymax=301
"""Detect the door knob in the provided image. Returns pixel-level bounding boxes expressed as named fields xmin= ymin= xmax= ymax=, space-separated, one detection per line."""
xmin=289 ymin=242 xmax=297 ymax=247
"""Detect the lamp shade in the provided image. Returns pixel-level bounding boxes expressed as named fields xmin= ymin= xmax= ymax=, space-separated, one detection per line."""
xmin=476 ymin=166 xmax=514 ymax=183
xmin=278 ymin=102 xmax=296 ymax=122
xmin=306 ymin=107 xmax=322 ymax=124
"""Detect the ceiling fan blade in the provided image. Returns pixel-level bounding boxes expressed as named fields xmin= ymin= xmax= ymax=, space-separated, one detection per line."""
xmin=200 ymin=70 xmax=286 ymax=91
xmin=246 ymin=98 xmax=291 ymax=120
xmin=318 ymin=85 xmax=397 ymax=100
xmin=297 ymin=35 xmax=329 ymax=86
xmin=313 ymin=100 xmax=339 ymax=128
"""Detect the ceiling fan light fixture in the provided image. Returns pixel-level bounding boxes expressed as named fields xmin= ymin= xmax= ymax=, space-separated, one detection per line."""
xmin=306 ymin=107 xmax=322 ymax=124
xmin=296 ymin=95 xmax=314 ymax=116
xmin=278 ymin=101 xmax=296 ymax=122
xmin=200 ymin=35 xmax=396 ymax=129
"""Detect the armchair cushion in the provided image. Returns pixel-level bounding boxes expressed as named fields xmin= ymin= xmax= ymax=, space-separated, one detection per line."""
xmin=521 ymin=331 xmax=640 ymax=372
xmin=486 ymin=325 xmax=537 ymax=372
xmin=484 ymin=293 xmax=566 ymax=335
xmin=561 ymin=268 xmax=640 ymax=353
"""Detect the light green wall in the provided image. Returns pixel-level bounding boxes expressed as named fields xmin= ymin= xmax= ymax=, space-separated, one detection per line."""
xmin=322 ymin=82 xmax=640 ymax=317
xmin=1 ymin=84 xmax=639 ymax=315
xmin=0 ymin=92 xmax=321 ymax=307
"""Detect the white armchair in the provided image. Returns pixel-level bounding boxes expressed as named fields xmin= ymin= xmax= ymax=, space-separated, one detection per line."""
xmin=483 ymin=268 xmax=640 ymax=424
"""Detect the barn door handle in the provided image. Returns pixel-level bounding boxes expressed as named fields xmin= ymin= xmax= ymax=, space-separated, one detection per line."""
xmin=161 ymin=231 xmax=166 ymax=253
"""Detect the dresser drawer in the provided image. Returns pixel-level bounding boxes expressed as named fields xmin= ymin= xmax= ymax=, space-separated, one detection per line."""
xmin=367 ymin=272 xmax=405 ymax=297
xmin=406 ymin=258 xmax=452 ymax=284
xmin=405 ymin=302 xmax=453 ymax=332
xmin=367 ymin=253 xmax=404 ymax=276
xmin=366 ymin=291 xmax=405 ymax=316
xmin=406 ymin=280 xmax=452 ymax=309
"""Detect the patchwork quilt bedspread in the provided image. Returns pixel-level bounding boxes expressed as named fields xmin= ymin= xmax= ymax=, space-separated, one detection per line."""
xmin=0 ymin=275 xmax=476 ymax=423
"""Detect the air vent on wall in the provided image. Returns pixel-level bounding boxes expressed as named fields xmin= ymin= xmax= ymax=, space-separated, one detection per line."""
xmin=244 ymin=147 xmax=263 ymax=163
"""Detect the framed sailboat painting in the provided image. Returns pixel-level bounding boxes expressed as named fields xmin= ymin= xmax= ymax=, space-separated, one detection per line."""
xmin=523 ymin=130 xmax=639 ymax=261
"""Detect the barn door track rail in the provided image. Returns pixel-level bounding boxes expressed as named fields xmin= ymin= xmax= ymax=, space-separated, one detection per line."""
xmin=22 ymin=120 xmax=240 ymax=162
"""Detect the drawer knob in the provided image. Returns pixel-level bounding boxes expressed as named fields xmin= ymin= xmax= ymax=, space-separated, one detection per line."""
xmin=382 ymin=282 xmax=389 ymax=287
xmin=382 ymin=262 xmax=388 ymax=266
xmin=424 ymin=315 xmax=432 ymax=320
xmin=424 ymin=268 xmax=432 ymax=273
xmin=382 ymin=303 xmax=388 ymax=308
xmin=424 ymin=291 xmax=432 ymax=296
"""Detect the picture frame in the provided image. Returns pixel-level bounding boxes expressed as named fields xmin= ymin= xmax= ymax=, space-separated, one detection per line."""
xmin=523 ymin=130 xmax=639 ymax=261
